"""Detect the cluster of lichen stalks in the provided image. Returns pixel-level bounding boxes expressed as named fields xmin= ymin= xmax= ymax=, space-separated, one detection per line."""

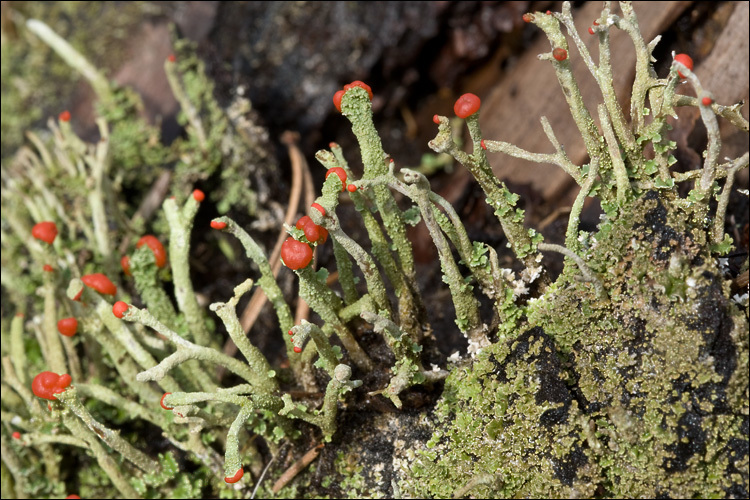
xmin=2 ymin=2 xmax=748 ymax=499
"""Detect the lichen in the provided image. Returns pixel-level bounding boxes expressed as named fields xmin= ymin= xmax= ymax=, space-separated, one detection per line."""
xmin=1 ymin=2 xmax=747 ymax=498
xmin=405 ymin=192 xmax=749 ymax=498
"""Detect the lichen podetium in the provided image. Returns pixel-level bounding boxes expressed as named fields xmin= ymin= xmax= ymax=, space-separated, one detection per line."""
xmin=1 ymin=2 xmax=747 ymax=499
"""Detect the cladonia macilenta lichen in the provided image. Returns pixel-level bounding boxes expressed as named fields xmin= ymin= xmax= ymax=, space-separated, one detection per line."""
xmin=1 ymin=2 xmax=747 ymax=498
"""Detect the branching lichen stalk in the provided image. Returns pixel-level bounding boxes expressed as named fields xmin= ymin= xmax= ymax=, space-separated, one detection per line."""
xmin=215 ymin=216 xmax=297 ymax=364
xmin=164 ymin=197 xmax=211 ymax=346
xmin=341 ymin=87 xmax=420 ymax=293
xmin=10 ymin=314 xmax=28 ymax=386
xmin=566 ymin=158 xmax=600 ymax=251
xmin=296 ymin=265 xmax=373 ymax=371
xmin=57 ymin=388 xmax=160 ymax=474
xmin=125 ymin=305 xmax=262 ymax=387
xmin=398 ymin=169 xmax=483 ymax=340
xmin=209 ymin=279 xmax=278 ymax=394
xmin=42 ymin=275 xmax=67 ymax=374
xmin=61 ymin=410 xmax=140 ymax=498
xmin=598 ymin=104 xmax=631 ymax=203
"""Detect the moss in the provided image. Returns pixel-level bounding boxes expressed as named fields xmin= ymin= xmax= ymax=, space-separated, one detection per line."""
xmin=405 ymin=191 xmax=748 ymax=498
